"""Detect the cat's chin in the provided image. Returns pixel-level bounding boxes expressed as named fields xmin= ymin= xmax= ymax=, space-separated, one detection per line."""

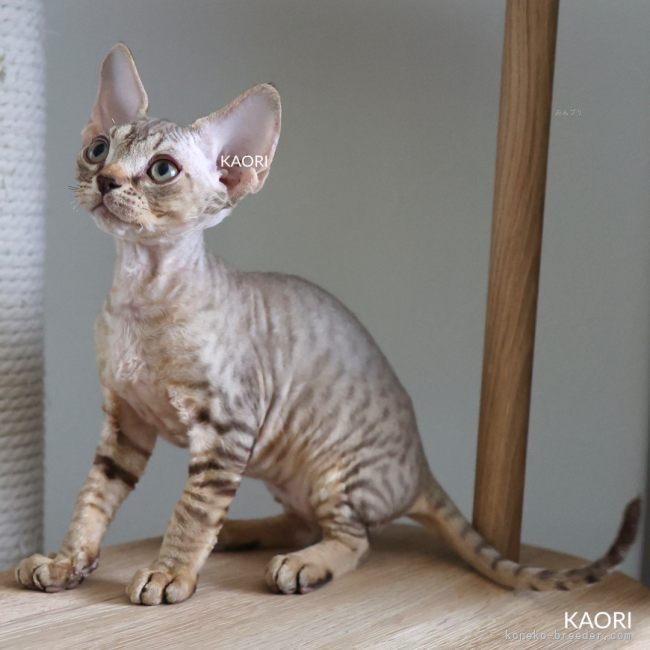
xmin=92 ymin=204 xmax=132 ymax=236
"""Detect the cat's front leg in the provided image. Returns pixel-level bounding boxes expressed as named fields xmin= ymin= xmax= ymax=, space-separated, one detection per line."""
xmin=16 ymin=397 xmax=157 ymax=592
xmin=126 ymin=415 xmax=256 ymax=605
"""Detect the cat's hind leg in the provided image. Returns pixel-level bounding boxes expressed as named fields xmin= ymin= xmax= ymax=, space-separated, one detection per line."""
xmin=265 ymin=490 xmax=369 ymax=594
xmin=214 ymin=512 xmax=321 ymax=552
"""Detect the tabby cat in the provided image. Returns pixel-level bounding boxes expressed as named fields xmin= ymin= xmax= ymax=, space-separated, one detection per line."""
xmin=16 ymin=44 xmax=640 ymax=605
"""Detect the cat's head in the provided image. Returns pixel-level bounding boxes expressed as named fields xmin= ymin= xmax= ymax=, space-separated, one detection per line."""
xmin=75 ymin=43 xmax=281 ymax=242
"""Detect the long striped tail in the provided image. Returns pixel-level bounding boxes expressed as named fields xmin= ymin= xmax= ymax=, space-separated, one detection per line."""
xmin=408 ymin=473 xmax=641 ymax=591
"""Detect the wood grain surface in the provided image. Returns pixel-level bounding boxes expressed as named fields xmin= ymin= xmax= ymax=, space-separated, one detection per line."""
xmin=1 ymin=525 xmax=648 ymax=649
xmin=473 ymin=0 xmax=560 ymax=561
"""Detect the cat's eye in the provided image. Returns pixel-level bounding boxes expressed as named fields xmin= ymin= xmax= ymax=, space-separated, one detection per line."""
xmin=148 ymin=159 xmax=180 ymax=183
xmin=85 ymin=139 xmax=109 ymax=164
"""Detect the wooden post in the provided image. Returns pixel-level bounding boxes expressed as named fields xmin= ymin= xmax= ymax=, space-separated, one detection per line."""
xmin=472 ymin=0 xmax=560 ymax=562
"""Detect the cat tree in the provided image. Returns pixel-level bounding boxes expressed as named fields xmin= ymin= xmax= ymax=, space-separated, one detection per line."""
xmin=0 ymin=0 xmax=45 ymax=570
xmin=0 ymin=1 xmax=647 ymax=646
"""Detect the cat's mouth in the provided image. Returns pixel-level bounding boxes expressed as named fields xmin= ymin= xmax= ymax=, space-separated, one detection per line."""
xmin=93 ymin=202 xmax=127 ymax=225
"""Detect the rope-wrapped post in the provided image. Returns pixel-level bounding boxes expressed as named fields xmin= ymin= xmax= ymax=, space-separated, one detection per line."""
xmin=0 ymin=1 xmax=45 ymax=569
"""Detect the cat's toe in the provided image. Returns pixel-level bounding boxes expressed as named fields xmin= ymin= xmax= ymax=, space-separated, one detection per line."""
xmin=127 ymin=567 xmax=197 ymax=605
xmin=16 ymin=553 xmax=96 ymax=592
xmin=295 ymin=563 xmax=333 ymax=594
xmin=266 ymin=553 xmax=333 ymax=595
xmin=16 ymin=554 xmax=53 ymax=590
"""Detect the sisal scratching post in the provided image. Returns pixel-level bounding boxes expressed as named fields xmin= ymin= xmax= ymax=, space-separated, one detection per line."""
xmin=473 ymin=0 xmax=559 ymax=561
xmin=0 ymin=0 xmax=46 ymax=570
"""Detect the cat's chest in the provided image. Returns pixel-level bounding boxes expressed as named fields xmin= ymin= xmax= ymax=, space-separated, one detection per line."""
xmin=96 ymin=307 xmax=191 ymax=443
xmin=103 ymin=317 xmax=156 ymax=392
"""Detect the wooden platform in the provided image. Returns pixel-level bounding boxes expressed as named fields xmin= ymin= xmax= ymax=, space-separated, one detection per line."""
xmin=0 ymin=525 xmax=648 ymax=649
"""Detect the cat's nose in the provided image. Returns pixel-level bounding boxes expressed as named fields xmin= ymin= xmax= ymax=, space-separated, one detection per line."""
xmin=97 ymin=174 xmax=122 ymax=196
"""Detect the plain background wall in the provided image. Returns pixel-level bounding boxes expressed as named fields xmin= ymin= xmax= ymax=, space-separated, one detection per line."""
xmin=43 ymin=0 xmax=649 ymax=580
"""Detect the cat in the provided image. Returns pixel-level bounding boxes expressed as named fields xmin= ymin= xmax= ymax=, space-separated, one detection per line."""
xmin=16 ymin=43 xmax=640 ymax=605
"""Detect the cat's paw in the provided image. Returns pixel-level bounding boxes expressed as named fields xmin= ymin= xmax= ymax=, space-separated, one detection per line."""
xmin=15 ymin=552 xmax=98 ymax=593
xmin=266 ymin=553 xmax=333 ymax=595
xmin=126 ymin=566 xmax=197 ymax=605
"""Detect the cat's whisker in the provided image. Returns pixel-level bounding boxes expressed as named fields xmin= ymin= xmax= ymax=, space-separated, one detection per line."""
xmin=137 ymin=206 xmax=159 ymax=231
xmin=138 ymin=212 xmax=154 ymax=231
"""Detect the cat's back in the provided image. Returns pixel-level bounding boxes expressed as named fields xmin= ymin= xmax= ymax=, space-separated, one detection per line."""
xmin=236 ymin=267 xmax=414 ymax=421
xmin=240 ymin=269 xmax=389 ymax=369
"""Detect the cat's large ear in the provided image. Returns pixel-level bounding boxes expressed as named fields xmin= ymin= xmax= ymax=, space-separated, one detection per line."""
xmin=192 ymin=84 xmax=281 ymax=202
xmin=82 ymin=43 xmax=148 ymax=146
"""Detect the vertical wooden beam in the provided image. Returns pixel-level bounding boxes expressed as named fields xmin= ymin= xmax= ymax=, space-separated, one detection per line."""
xmin=473 ymin=0 xmax=560 ymax=562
